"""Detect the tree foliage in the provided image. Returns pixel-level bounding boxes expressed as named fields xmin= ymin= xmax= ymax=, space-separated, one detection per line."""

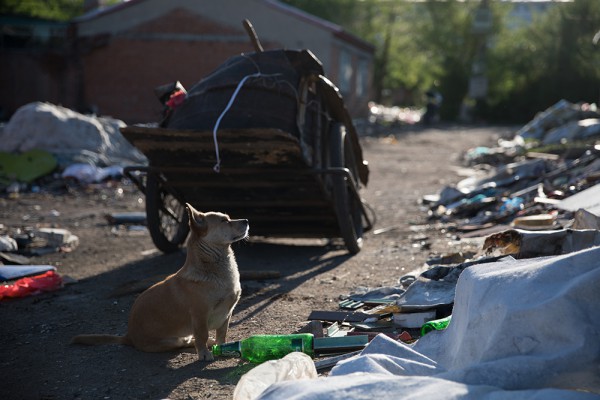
xmin=0 ymin=0 xmax=85 ymax=21
xmin=487 ymin=0 xmax=600 ymax=121
xmin=8 ymin=0 xmax=599 ymax=122
xmin=283 ymin=0 xmax=599 ymax=122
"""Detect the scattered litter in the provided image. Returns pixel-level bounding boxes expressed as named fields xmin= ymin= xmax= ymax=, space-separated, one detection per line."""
xmin=372 ymin=226 xmax=401 ymax=235
xmin=397 ymin=331 xmax=413 ymax=343
xmin=140 ymin=248 xmax=160 ymax=257
xmin=0 ymin=265 xmax=56 ymax=281
xmin=313 ymin=335 xmax=369 ymax=355
xmin=395 ymin=255 xmax=502 ymax=313
xmin=313 ymin=350 xmax=362 ymax=371
xmin=257 ymin=247 xmax=600 ymax=399
xmin=338 ymin=299 xmax=364 ymax=310
xmin=296 ymin=320 xmax=326 ymax=337
xmin=399 ymin=275 xmax=416 ymax=287
xmin=0 ymin=235 xmax=18 ymax=252
xmin=110 ymin=225 xmax=148 ymax=236
xmin=556 ymin=183 xmax=600 ymax=216
xmin=62 ymin=163 xmax=123 ymax=184
xmin=482 ymin=228 xmax=600 ymax=258
xmin=213 ymin=333 xmax=316 ymax=363
xmin=0 ymin=149 xmax=57 ymax=184
xmin=233 ymin=352 xmax=317 ymax=400
xmin=351 ymin=319 xmax=395 ymax=332
xmin=0 ymin=270 xmax=63 ymax=300
xmin=393 ymin=310 xmax=436 ymax=328
xmin=307 ymin=310 xmax=371 ymax=323
xmin=572 ymin=208 xmax=600 ymax=230
xmin=104 ymin=212 xmax=146 ymax=225
xmin=511 ymin=213 xmax=557 ymax=230
xmin=343 ymin=286 xmax=405 ymax=303
xmin=420 ymin=315 xmax=451 ymax=336
xmin=0 ymin=227 xmax=80 ymax=256
xmin=421 ymin=100 xmax=600 ymax=241
xmin=35 ymin=228 xmax=79 ymax=250
xmin=234 ymin=100 xmax=600 ymax=398
xmin=0 ymin=251 xmax=31 ymax=265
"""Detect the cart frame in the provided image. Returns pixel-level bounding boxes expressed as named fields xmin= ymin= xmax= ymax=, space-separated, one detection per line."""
xmin=121 ymin=48 xmax=373 ymax=254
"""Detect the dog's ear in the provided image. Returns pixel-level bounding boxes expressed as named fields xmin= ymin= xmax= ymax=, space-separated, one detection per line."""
xmin=186 ymin=203 xmax=208 ymax=236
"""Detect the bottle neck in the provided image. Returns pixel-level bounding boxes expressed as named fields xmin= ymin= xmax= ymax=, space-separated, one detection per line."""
xmin=212 ymin=341 xmax=241 ymax=357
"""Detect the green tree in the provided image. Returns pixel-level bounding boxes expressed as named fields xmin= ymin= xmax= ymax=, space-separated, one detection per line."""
xmin=282 ymin=0 xmax=500 ymax=118
xmin=410 ymin=1 xmax=481 ymax=118
xmin=487 ymin=0 xmax=600 ymax=122
xmin=281 ymin=0 xmax=436 ymax=106
xmin=0 ymin=0 xmax=85 ymax=20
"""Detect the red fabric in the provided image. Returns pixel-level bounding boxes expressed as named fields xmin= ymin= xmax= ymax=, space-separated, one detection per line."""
xmin=166 ymin=90 xmax=186 ymax=109
xmin=0 ymin=270 xmax=63 ymax=300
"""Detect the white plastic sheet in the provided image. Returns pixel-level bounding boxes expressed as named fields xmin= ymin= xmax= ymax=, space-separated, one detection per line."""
xmin=257 ymin=247 xmax=600 ymax=399
xmin=1 ymin=102 xmax=147 ymax=167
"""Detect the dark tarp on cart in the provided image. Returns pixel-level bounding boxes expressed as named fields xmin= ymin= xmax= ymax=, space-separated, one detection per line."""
xmin=165 ymin=49 xmax=368 ymax=185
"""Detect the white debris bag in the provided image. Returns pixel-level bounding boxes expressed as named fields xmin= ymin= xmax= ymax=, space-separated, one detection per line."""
xmin=0 ymin=102 xmax=147 ymax=167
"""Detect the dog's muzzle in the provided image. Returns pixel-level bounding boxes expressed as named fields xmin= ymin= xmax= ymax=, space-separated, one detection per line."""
xmin=233 ymin=219 xmax=249 ymax=241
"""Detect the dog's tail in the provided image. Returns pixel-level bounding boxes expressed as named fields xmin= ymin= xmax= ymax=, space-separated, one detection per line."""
xmin=71 ymin=334 xmax=131 ymax=346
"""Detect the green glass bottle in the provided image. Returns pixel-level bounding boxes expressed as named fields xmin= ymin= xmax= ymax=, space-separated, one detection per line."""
xmin=212 ymin=334 xmax=315 ymax=363
xmin=421 ymin=315 xmax=452 ymax=336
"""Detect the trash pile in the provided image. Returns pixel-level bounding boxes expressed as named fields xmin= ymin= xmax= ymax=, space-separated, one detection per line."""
xmin=0 ymin=102 xmax=147 ymax=194
xmin=0 ymin=102 xmax=150 ymax=300
xmin=367 ymin=101 xmax=422 ymax=127
xmin=424 ymin=99 xmax=600 ymax=238
xmin=251 ymin=246 xmax=600 ymax=400
xmin=0 ymin=227 xmax=78 ymax=300
xmin=227 ymin=99 xmax=600 ymax=400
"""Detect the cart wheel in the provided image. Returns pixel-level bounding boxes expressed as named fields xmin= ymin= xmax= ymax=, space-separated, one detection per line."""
xmin=145 ymin=172 xmax=190 ymax=253
xmin=329 ymin=123 xmax=363 ymax=254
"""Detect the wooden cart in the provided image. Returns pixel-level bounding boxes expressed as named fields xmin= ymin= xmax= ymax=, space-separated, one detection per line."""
xmin=121 ymin=48 xmax=372 ymax=254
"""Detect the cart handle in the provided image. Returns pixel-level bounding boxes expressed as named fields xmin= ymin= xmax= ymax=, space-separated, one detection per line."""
xmin=243 ymin=19 xmax=264 ymax=52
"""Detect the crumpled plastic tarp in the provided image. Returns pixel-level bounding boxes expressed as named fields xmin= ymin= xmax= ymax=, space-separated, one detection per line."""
xmin=0 ymin=102 xmax=147 ymax=167
xmin=257 ymin=246 xmax=600 ymax=399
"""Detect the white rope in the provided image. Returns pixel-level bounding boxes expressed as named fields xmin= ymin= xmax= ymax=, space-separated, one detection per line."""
xmin=212 ymin=72 xmax=282 ymax=172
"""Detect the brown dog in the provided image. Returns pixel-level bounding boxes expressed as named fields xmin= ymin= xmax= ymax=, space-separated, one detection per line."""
xmin=71 ymin=203 xmax=248 ymax=361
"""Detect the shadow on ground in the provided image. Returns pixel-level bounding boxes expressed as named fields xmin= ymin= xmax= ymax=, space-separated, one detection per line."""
xmin=46 ymin=238 xmax=350 ymax=398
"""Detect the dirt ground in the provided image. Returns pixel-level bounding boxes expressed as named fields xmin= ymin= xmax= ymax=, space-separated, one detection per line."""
xmin=0 ymin=124 xmax=513 ymax=400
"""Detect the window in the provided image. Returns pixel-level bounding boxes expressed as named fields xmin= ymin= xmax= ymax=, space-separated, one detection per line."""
xmin=338 ymin=49 xmax=353 ymax=94
xmin=356 ymin=58 xmax=369 ymax=98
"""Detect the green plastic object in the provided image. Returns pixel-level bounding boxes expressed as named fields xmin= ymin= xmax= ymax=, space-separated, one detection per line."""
xmin=0 ymin=149 xmax=57 ymax=183
xmin=421 ymin=315 xmax=452 ymax=336
xmin=212 ymin=334 xmax=315 ymax=363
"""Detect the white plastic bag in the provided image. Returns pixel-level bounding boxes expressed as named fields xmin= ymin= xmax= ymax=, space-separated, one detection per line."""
xmin=233 ymin=352 xmax=317 ymax=400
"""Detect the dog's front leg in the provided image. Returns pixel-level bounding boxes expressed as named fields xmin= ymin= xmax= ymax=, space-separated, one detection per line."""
xmin=215 ymin=315 xmax=231 ymax=344
xmin=191 ymin=317 xmax=213 ymax=361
